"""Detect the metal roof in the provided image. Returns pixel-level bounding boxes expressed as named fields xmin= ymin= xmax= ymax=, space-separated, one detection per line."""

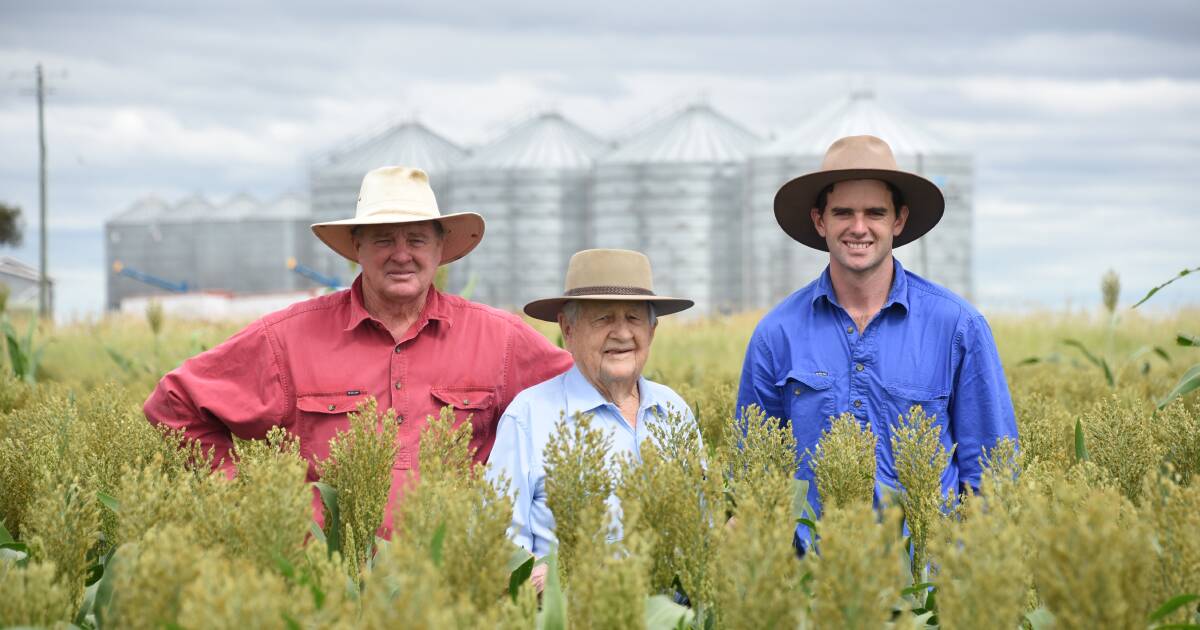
xmin=756 ymin=91 xmax=953 ymax=157
xmin=109 ymin=195 xmax=169 ymax=225
xmin=257 ymin=193 xmax=309 ymax=219
xmin=168 ymin=194 xmax=216 ymax=222
xmin=315 ymin=121 xmax=468 ymax=176
xmin=602 ymin=103 xmax=761 ymax=165
xmin=456 ymin=112 xmax=609 ymax=170
xmin=211 ymin=193 xmax=260 ymax=220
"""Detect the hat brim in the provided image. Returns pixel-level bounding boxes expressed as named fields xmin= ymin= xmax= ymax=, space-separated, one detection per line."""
xmin=311 ymin=211 xmax=485 ymax=265
xmin=523 ymin=295 xmax=695 ymax=323
xmin=774 ymin=168 xmax=945 ymax=251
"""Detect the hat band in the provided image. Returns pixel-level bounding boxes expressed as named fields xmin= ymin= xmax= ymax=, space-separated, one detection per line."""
xmin=564 ymin=285 xmax=655 ymax=297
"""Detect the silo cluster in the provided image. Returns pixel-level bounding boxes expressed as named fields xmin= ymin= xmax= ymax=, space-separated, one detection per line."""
xmin=107 ymin=95 xmax=974 ymax=316
xmin=104 ymin=193 xmax=314 ymax=309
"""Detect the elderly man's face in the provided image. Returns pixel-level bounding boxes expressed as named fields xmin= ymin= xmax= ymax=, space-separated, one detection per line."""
xmin=559 ymin=301 xmax=655 ymax=393
xmin=810 ymin=179 xmax=908 ymax=277
xmin=353 ymin=222 xmax=443 ymax=307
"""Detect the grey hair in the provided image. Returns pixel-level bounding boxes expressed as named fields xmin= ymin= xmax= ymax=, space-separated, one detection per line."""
xmin=561 ymin=300 xmax=657 ymax=327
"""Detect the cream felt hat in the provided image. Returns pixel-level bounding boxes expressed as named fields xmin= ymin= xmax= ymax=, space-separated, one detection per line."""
xmin=524 ymin=249 xmax=694 ymax=322
xmin=310 ymin=166 xmax=485 ymax=264
xmin=774 ymin=135 xmax=945 ymax=251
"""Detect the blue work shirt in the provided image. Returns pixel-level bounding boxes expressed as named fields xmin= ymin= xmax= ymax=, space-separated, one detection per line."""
xmin=486 ymin=365 xmax=697 ymax=557
xmin=736 ymin=258 xmax=1017 ymax=547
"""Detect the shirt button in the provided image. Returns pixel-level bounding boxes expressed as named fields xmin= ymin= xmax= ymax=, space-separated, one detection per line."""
xmin=394 ymin=346 xmax=401 ymax=354
xmin=846 ymin=326 xmax=854 ymax=334
xmin=462 ymin=399 xmax=470 ymax=405
xmin=394 ymin=381 xmax=402 ymax=390
xmin=794 ymin=388 xmax=802 ymax=395
xmin=855 ymin=363 xmax=864 ymax=372
xmin=327 ymin=404 xmax=336 ymax=411
xmin=397 ymin=414 xmax=404 ymax=424
xmin=853 ymin=399 xmax=862 ymax=408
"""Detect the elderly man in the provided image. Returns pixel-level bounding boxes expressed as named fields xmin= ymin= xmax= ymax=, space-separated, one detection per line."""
xmin=487 ymin=248 xmax=696 ymax=588
xmin=737 ymin=135 xmax=1018 ymax=551
xmin=144 ymin=166 xmax=572 ymax=529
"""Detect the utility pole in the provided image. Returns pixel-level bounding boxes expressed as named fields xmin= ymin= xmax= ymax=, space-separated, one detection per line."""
xmin=36 ymin=64 xmax=48 ymax=319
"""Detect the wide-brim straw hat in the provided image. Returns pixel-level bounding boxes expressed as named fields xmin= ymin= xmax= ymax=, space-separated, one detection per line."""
xmin=524 ymin=249 xmax=694 ymax=322
xmin=311 ymin=166 xmax=485 ymax=265
xmin=774 ymin=135 xmax=945 ymax=251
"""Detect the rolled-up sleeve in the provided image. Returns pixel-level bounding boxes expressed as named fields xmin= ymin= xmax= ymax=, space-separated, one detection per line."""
xmin=487 ymin=409 xmax=535 ymax=554
xmin=949 ymin=315 xmax=1018 ymax=491
xmin=143 ymin=320 xmax=287 ymax=477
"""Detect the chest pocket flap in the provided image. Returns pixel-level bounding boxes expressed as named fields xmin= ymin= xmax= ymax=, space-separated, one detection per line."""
xmin=776 ymin=370 xmax=834 ymax=392
xmin=297 ymin=392 xmax=370 ymax=415
xmin=430 ymin=386 xmax=497 ymax=412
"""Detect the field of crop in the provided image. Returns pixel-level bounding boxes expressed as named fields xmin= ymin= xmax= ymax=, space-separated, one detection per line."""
xmin=1 ymin=288 xmax=1198 ymax=628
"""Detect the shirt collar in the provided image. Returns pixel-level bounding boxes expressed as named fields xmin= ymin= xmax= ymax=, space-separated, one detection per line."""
xmin=810 ymin=257 xmax=910 ymax=316
xmin=344 ymin=274 xmax=455 ymax=334
xmin=563 ymin=365 xmax=664 ymax=420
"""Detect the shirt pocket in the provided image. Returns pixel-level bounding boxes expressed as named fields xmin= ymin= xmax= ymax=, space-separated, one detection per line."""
xmin=430 ymin=385 xmax=499 ymax=445
xmin=882 ymin=383 xmax=950 ymax=427
xmin=295 ymin=391 xmax=372 ymax=468
xmin=777 ymin=370 xmax=837 ymax=448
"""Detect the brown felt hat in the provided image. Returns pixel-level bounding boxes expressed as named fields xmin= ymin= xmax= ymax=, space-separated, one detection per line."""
xmin=523 ymin=249 xmax=694 ymax=322
xmin=311 ymin=166 xmax=485 ymax=265
xmin=774 ymin=135 xmax=945 ymax=251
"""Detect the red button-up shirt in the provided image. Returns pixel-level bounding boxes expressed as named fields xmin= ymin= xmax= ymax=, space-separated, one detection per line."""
xmin=144 ymin=276 xmax=573 ymax=531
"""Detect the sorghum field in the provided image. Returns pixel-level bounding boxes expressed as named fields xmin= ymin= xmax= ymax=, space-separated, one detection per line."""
xmin=1 ymin=285 xmax=1198 ymax=629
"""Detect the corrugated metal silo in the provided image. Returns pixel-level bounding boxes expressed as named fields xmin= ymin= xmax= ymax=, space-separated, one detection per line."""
xmin=447 ymin=112 xmax=608 ymax=308
xmin=194 ymin=193 xmax=258 ymax=291
xmin=746 ymin=91 xmax=974 ymax=308
xmin=229 ymin=193 xmax=311 ymax=294
xmin=592 ymin=103 xmax=761 ymax=316
xmin=105 ymin=195 xmax=170 ymax=309
xmin=309 ymin=121 xmax=468 ymax=280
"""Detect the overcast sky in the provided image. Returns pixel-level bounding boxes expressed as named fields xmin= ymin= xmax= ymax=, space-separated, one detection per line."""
xmin=1 ymin=1 xmax=1198 ymax=320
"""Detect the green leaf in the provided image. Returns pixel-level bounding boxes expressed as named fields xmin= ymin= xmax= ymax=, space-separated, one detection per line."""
xmin=92 ymin=544 xmax=123 ymax=629
xmin=1132 ymin=266 xmax=1200 ymax=308
xmin=1062 ymin=339 xmax=1114 ymax=386
xmin=97 ymin=491 xmax=120 ymax=514
xmin=308 ymin=521 xmax=326 ymax=545
xmin=1025 ymin=607 xmax=1055 ymax=630
xmin=313 ymin=482 xmax=340 ymax=556
xmin=1158 ymin=364 xmax=1200 ymax=410
xmin=1149 ymin=593 xmax=1200 ymax=623
xmin=536 ymin=551 xmax=566 ymax=630
xmin=1178 ymin=334 xmax=1200 ymax=347
xmin=429 ymin=522 xmax=447 ymax=568
xmin=645 ymin=594 xmax=695 ymax=629
xmin=508 ymin=555 xmax=534 ymax=603
xmin=791 ymin=478 xmax=811 ymax=521
xmin=1155 ymin=346 xmax=1173 ymax=361
xmin=1075 ymin=418 xmax=1089 ymax=462
xmin=1018 ymin=356 xmax=1041 ymax=365
xmin=0 ymin=518 xmax=14 ymax=545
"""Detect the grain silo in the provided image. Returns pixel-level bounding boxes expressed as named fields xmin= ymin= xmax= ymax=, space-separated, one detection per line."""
xmin=446 ymin=112 xmax=608 ymax=308
xmin=105 ymin=195 xmax=170 ymax=309
xmin=226 ymin=193 xmax=312 ymax=294
xmin=194 ymin=193 xmax=258 ymax=291
xmin=309 ymin=121 xmax=467 ymax=282
xmin=745 ymin=91 xmax=974 ymax=309
xmin=591 ymin=103 xmax=761 ymax=316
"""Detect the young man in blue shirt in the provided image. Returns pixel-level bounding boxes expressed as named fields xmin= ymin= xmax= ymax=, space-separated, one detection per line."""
xmin=736 ymin=135 xmax=1018 ymax=551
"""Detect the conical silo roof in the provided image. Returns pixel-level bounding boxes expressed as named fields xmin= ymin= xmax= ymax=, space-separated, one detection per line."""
xmin=212 ymin=193 xmax=260 ymax=221
xmin=602 ymin=103 xmax=762 ymax=164
xmin=457 ymin=112 xmax=609 ymax=170
xmin=258 ymin=192 xmax=309 ymax=219
xmin=165 ymin=194 xmax=214 ymax=223
xmin=110 ymin=195 xmax=169 ymax=225
xmin=756 ymin=91 xmax=951 ymax=157
xmin=316 ymin=121 xmax=467 ymax=176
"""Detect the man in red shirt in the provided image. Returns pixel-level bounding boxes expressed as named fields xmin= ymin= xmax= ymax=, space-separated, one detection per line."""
xmin=143 ymin=166 xmax=573 ymax=528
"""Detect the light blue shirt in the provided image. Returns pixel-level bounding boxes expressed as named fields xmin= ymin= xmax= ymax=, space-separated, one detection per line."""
xmin=486 ymin=365 xmax=697 ymax=557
